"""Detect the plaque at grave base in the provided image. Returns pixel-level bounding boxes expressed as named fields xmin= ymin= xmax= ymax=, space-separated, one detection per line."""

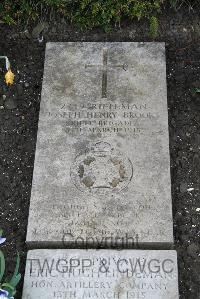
xmin=27 ymin=42 xmax=173 ymax=247
xmin=22 ymin=249 xmax=179 ymax=299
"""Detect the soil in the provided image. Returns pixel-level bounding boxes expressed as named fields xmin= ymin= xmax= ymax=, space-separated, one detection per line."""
xmin=0 ymin=6 xmax=200 ymax=299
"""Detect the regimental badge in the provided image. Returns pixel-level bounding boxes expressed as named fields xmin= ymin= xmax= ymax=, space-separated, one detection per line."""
xmin=70 ymin=141 xmax=133 ymax=195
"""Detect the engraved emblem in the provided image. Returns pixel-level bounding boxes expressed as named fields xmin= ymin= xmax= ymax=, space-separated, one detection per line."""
xmin=70 ymin=142 xmax=133 ymax=194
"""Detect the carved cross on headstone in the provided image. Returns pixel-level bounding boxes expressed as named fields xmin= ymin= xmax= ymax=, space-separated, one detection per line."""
xmin=85 ymin=48 xmax=128 ymax=98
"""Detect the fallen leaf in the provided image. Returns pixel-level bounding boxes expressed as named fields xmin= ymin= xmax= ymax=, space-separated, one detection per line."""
xmin=5 ymin=68 xmax=14 ymax=85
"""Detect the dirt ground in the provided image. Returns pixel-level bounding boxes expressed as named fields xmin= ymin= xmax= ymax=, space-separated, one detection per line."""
xmin=0 ymin=7 xmax=200 ymax=299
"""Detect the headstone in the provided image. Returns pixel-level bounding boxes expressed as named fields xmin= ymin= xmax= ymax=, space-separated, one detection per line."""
xmin=26 ymin=42 xmax=173 ymax=247
xmin=22 ymin=249 xmax=179 ymax=299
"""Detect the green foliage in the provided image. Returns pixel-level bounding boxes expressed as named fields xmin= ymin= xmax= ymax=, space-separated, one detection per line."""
xmin=0 ymin=0 xmax=199 ymax=33
xmin=170 ymin=0 xmax=199 ymax=9
xmin=0 ymin=230 xmax=21 ymax=298
xmin=170 ymin=0 xmax=178 ymax=7
xmin=0 ymin=254 xmax=21 ymax=297
xmin=0 ymin=0 xmax=164 ymax=33
xmin=150 ymin=16 xmax=159 ymax=38
xmin=0 ymin=251 xmax=5 ymax=282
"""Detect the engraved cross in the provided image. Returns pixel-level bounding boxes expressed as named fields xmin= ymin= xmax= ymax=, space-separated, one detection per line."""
xmin=85 ymin=48 xmax=128 ymax=98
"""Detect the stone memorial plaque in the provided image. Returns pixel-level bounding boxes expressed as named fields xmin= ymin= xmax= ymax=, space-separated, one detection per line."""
xmin=27 ymin=42 xmax=173 ymax=247
xmin=22 ymin=249 xmax=179 ymax=299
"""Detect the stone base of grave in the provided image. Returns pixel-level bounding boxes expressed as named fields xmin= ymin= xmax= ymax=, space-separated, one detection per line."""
xmin=22 ymin=249 xmax=179 ymax=299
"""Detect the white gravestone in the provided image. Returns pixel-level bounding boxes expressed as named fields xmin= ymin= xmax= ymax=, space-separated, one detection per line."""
xmin=22 ymin=249 xmax=179 ymax=299
xmin=26 ymin=42 xmax=173 ymax=247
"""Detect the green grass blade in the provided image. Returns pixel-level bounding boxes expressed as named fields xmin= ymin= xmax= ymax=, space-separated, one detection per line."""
xmin=0 ymin=250 xmax=5 ymax=282
xmin=1 ymin=282 xmax=15 ymax=293
xmin=9 ymin=253 xmax=21 ymax=288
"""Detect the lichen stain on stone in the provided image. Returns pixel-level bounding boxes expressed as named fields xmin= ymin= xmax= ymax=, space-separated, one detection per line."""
xmin=86 ymin=218 xmax=98 ymax=230
xmin=119 ymin=164 xmax=126 ymax=179
xmin=114 ymin=277 xmax=126 ymax=296
xmin=88 ymin=133 xmax=102 ymax=140
xmin=78 ymin=165 xmax=84 ymax=178
xmin=110 ymin=157 xmax=121 ymax=166
xmin=82 ymin=176 xmax=95 ymax=188
xmin=52 ymin=73 xmax=75 ymax=97
xmin=110 ymin=178 xmax=121 ymax=188
xmin=73 ymin=140 xmax=89 ymax=154
xmin=84 ymin=156 xmax=95 ymax=166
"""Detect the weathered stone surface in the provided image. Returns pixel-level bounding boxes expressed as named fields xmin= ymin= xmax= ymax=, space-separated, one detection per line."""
xmin=22 ymin=249 xmax=179 ymax=299
xmin=26 ymin=42 xmax=173 ymax=247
